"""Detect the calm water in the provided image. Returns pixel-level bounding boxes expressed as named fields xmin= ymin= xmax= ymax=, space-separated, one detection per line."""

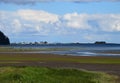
xmin=11 ymin=44 xmax=120 ymax=56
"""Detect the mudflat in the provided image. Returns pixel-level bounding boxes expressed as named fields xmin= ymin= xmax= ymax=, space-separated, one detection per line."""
xmin=0 ymin=53 xmax=120 ymax=77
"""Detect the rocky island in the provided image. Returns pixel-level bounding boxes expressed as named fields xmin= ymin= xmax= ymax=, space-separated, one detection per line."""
xmin=0 ymin=31 xmax=10 ymax=45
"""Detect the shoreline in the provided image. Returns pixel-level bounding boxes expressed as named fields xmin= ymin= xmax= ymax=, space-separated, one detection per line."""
xmin=0 ymin=51 xmax=120 ymax=57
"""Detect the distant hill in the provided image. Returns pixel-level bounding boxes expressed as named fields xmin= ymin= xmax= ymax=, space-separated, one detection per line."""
xmin=0 ymin=31 xmax=10 ymax=45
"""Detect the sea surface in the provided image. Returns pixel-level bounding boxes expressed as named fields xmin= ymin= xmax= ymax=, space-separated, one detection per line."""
xmin=11 ymin=44 xmax=120 ymax=56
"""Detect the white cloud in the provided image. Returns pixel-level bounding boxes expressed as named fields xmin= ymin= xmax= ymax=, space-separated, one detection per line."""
xmin=63 ymin=13 xmax=120 ymax=32
xmin=0 ymin=9 xmax=59 ymax=35
xmin=0 ymin=9 xmax=120 ymax=42
xmin=17 ymin=10 xmax=59 ymax=23
xmin=63 ymin=13 xmax=91 ymax=29
xmin=99 ymin=14 xmax=120 ymax=32
xmin=0 ymin=0 xmax=119 ymax=4
xmin=11 ymin=19 xmax=22 ymax=33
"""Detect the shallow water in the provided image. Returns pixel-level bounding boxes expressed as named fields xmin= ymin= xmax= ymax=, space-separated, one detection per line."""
xmin=11 ymin=44 xmax=120 ymax=56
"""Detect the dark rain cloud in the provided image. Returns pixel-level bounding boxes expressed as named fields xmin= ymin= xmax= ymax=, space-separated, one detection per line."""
xmin=0 ymin=0 xmax=120 ymax=4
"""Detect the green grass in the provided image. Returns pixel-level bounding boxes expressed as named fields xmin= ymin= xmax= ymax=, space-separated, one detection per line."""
xmin=0 ymin=67 xmax=117 ymax=83
xmin=0 ymin=46 xmax=74 ymax=52
xmin=0 ymin=53 xmax=120 ymax=64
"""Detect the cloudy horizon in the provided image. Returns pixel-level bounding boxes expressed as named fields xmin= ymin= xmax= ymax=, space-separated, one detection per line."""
xmin=0 ymin=1 xmax=120 ymax=43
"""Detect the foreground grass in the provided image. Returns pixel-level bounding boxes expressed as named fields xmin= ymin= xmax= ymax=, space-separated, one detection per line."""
xmin=0 ymin=67 xmax=117 ymax=83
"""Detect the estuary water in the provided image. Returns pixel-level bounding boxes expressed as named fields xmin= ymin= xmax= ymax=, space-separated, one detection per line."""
xmin=11 ymin=44 xmax=120 ymax=56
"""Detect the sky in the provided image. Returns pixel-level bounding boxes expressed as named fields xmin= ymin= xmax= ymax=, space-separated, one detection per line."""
xmin=0 ymin=0 xmax=120 ymax=43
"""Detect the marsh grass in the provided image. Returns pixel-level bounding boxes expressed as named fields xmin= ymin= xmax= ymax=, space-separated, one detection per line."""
xmin=0 ymin=53 xmax=120 ymax=64
xmin=0 ymin=46 xmax=74 ymax=52
xmin=0 ymin=67 xmax=117 ymax=83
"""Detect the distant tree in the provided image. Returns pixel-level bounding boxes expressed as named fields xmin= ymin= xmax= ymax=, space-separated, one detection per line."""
xmin=29 ymin=42 xmax=33 ymax=45
xmin=34 ymin=42 xmax=38 ymax=45
xmin=0 ymin=31 xmax=10 ymax=45
xmin=44 ymin=41 xmax=48 ymax=44
xmin=95 ymin=41 xmax=106 ymax=44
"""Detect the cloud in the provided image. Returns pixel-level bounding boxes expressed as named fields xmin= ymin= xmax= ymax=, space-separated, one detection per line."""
xmin=98 ymin=14 xmax=120 ymax=32
xmin=0 ymin=10 xmax=120 ymax=33
xmin=0 ymin=9 xmax=59 ymax=35
xmin=17 ymin=10 xmax=59 ymax=23
xmin=63 ymin=13 xmax=91 ymax=29
xmin=11 ymin=19 xmax=22 ymax=33
xmin=84 ymin=33 xmax=110 ymax=41
xmin=0 ymin=0 xmax=119 ymax=4
xmin=63 ymin=13 xmax=120 ymax=32
xmin=0 ymin=9 xmax=120 ymax=42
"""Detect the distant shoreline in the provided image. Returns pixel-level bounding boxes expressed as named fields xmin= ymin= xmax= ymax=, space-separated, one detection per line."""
xmin=0 ymin=43 xmax=119 ymax=46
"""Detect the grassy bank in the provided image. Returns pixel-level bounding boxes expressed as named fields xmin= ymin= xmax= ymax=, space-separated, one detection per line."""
xmin=0 ymin=67 xmax=117 ymax=83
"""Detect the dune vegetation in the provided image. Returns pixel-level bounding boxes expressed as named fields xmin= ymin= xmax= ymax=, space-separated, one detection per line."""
xmin=0 ymin=67 xmax=117 ymax=83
